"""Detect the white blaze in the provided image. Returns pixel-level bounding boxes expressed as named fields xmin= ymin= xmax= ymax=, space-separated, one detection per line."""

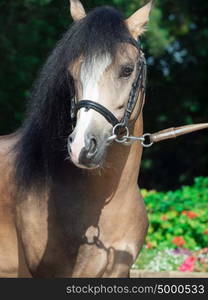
xmin=81 ymin=54 xmax=111 ymax=100
xmin=70 ymin=54 xmax=112 ymax=164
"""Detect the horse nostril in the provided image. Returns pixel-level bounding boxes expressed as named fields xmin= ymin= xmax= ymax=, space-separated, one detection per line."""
xmin=68 ymin=133 xmax=75 ymax=155
xmin=88 ymin=138 xmax=97 ymax=156
xmin=68 ymin=133 xmax=74 ymax=144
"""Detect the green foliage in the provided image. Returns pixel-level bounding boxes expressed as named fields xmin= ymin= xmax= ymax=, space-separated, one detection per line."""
xmin=141 ymin=177 xmax=208 ymax=251
xmin=143 ymin=177 xmax=208 ymax=213
xmin=24 ymin=0 xmax=53 ymax=5
xmin=146 ymin=6 xmax=173 ymax=57
xmin=147 ymin=208 xmax=208 ymax=250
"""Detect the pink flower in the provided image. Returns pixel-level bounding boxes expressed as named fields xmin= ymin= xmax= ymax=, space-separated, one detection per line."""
xmin=178 ymin=256 xmax=196 ymax=272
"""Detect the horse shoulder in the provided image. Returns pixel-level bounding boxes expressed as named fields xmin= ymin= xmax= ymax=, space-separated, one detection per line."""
xmin=0 ymin=133 xmax=25 ymax=277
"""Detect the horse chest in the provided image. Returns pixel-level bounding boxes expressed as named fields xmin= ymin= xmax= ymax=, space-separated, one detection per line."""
xmin=16 ymin=186 xmax=147 ymax=277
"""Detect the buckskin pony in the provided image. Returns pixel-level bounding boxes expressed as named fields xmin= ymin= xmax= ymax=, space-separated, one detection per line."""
xmin=0 ymin=0 xmax=208 ymax=278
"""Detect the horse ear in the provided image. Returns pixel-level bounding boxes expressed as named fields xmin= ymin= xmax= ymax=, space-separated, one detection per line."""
xmin=125 ymin=1 xmax=153 ymax=38
xmin=69 ymin=0 xmax=86 ymax=21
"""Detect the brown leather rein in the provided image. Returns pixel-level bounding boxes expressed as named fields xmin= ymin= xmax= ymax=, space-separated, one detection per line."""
xmin=147 ymin=123 xmax=208 ymax=145
xmin=108 ymin=122 xmax=208 ymax=148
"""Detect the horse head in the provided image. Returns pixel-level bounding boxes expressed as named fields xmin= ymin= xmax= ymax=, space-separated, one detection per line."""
xmin=67 ymin=0 xmax=153 ymax=169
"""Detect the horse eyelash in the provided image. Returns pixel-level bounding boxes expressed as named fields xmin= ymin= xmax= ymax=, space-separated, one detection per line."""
xmin=119 ymin=65 xmax=134 ymax=78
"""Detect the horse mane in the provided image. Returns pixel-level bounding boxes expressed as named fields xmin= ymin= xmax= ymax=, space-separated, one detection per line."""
xmin=14 ymin=6 xmax=132 ymax=191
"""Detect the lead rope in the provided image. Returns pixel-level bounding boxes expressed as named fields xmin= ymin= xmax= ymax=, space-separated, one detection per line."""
xmin=108 ymin=123 xmax=208 ymax=148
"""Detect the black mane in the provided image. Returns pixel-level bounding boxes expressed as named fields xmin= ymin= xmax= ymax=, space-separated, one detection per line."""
xmin=14 ymin=6 xmax=132 ymax=190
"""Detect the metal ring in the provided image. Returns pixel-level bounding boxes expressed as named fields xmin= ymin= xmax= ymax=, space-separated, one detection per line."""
xmin=112 ymin=123 xmax=130 ymax=144
xmin=141 ymin=133 xmax=153 ymax=148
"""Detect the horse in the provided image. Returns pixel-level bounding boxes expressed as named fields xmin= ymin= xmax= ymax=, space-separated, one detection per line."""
xmin=0 ymin=0 xmax=156 ymax=277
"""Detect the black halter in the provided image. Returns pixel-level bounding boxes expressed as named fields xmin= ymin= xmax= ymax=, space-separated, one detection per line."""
xmin=70 ymin=38 xmax=147 ymax=129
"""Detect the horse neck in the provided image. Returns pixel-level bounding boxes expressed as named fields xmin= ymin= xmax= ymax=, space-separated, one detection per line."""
xmin=107 ymin=114 xmax=143 ymax=183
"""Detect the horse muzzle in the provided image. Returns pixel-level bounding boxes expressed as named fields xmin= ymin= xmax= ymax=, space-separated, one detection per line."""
xmin=67 ymin=131 xmax=106 ymax=169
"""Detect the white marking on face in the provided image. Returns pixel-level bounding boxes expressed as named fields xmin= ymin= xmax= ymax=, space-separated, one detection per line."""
xmin=70 ymin=108 xmax=93 ymax=163
xmin=70 ymin=54 xmax=112 ymax=164
xmin=81 ymin=54 xmax=112 ymax=100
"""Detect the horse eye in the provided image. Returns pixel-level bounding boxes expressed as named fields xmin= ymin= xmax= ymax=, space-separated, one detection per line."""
xmin=119 ymin=66 xmax=134 ymax=78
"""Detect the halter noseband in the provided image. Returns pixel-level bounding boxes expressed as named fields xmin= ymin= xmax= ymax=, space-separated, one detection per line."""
xmin=76 ymin=100 xmax=120 ymax=127
xmin=70 ymin=38 xmax=146 ymax=130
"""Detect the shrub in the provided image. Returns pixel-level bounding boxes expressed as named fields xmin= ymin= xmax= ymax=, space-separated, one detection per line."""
xmin=134 ymin=177 xmax=208 ymax=271
xmin=141 ymin=177 xmax=208 ymax=251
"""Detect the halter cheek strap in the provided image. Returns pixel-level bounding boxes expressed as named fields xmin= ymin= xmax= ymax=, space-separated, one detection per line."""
xmin=122 ymin=52 xmax=146 ymax=126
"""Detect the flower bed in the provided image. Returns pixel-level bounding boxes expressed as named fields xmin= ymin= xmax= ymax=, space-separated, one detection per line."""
xmin=134 ymin=177 xmax=208 ymax=272
xmin=133 ymin=248 xmax=208 ymax=273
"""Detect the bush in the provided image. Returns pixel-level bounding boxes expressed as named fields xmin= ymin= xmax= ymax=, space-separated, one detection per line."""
xmin=134 ymin=177 xmax=208 ymax=271
xmin=141 ymin=176 xmax=208 ymax=251
xmin=142 ymin=177 xmax=208 ymax=213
